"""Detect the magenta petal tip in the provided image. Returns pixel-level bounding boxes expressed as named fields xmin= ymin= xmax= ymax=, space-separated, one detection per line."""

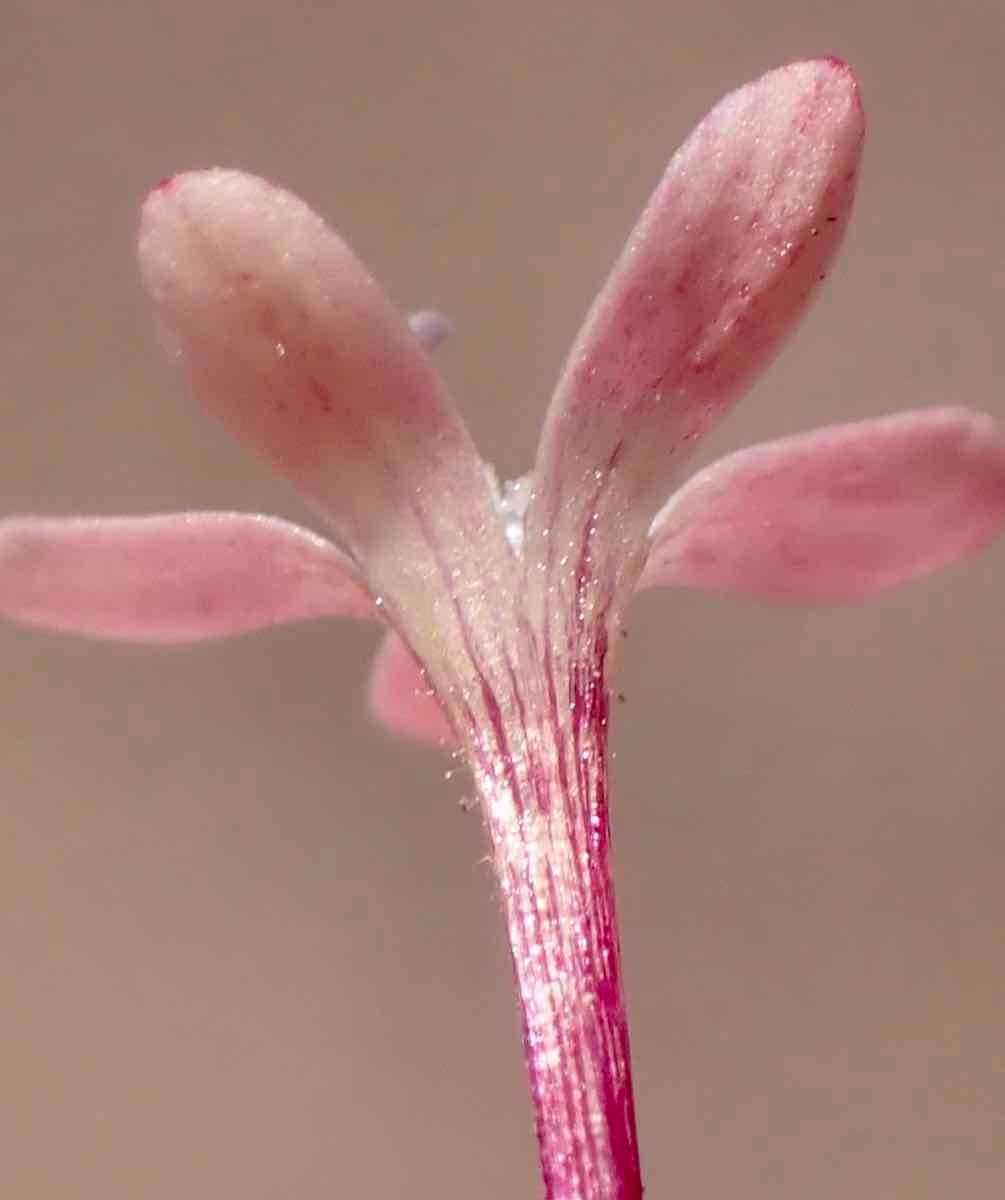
xmin=145 ymin=169 xmax=202 ymax=205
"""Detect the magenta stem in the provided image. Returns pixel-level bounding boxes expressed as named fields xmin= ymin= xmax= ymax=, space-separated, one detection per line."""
xmin=474 ymin=648 xmax=642 ymax=1198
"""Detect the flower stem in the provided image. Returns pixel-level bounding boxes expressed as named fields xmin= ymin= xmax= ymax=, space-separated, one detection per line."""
xmin=473 ymin=642 xmax=642 ymax=1198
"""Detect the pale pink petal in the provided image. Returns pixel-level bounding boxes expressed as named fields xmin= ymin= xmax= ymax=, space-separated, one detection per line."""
xmin=640 ymin=409 xmax=1005 ymax=599
xmin=524 ymin=59 xmax=865 ymax=612
xmin=368 ymin=630 xmax=454 ymax=746
xmin=139 ymin=172 xmax=514 ymax=679
xmin=0 ymin=512 xmax=375 ymax=642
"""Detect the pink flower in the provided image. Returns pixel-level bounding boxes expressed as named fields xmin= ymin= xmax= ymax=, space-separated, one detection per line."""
xmin=3 ymin=59 xmax=1003 ymax=1198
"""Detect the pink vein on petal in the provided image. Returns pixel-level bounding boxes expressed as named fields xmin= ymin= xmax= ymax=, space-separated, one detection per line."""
xmin=0 ymin=512 xmax=375 ymax=642
xmin=138 ymin=170 xmax=516 ymax=685
xmin=526 ymin=58 xmax=866 ymax=578
xmin=641 ymin=408 xmax=1005 ymax=599
xmin=138 ymin=174 xmax=498 ymax=568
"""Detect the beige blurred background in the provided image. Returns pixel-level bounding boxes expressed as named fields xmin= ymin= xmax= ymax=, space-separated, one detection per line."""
xmin=1 ymin=1 xmax=1003 ymax=1196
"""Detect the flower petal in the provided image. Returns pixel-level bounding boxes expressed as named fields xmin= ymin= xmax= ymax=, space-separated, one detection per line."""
xmin=138 ymin=171 xmax=513 ymax=676
xmin=368 ymin=630 xmax=454 ymax=746
xmin=641 ymin=409 xmax=1005 ymax=599
xmin=524 ymin=58 xmax=865 ymax=609
xmin=0 ymin=512 xmax=374 ymax=641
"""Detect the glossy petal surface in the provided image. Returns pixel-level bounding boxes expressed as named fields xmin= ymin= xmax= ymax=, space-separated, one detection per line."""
xmin=642 ymin=409 xmax=1005 ymax=598
xmin=0 ymin=512 xmax=373 ymax=641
